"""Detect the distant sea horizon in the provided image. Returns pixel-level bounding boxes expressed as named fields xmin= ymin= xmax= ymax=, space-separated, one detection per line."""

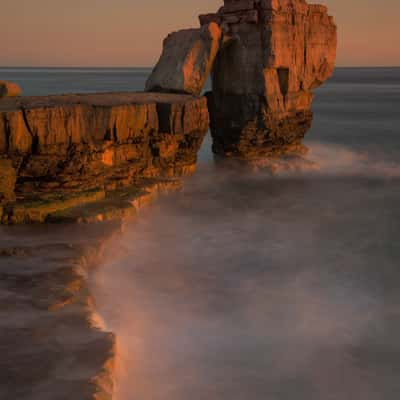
xmin=1 ymin=65 xmax=400 ymax=69
xmin=2 ymin=66 xmax=399 ymax=77
xmin=1 ymin=66 xmax=399 ymax=97
xmin=1 ymin=62 xmax=400 ymax=400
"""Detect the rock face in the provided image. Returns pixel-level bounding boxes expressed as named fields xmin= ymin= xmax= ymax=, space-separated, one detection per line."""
xmin=0 ymin=92 xmax=209 ymax=223
xmin=145 ymin=23 xmax=222 ymax=96
xmin=0 ymin=0 xmax=336 ymax=222
xmin=0 ymin=158 xmax=16 ymax=203
xmin=0 ymin=80 xmax=22 ymax=97
xmin=204 ymin=0 xmax=337 ymax=158
xmin=148 ymin=0 xmax=336 ymax=159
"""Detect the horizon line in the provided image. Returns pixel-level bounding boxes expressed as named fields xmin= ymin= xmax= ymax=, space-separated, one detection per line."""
xmin=0 ymin=65 xmax=400 ymax=69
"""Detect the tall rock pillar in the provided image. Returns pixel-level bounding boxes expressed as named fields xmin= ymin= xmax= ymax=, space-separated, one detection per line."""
xmin=203 ymin=0 xmax=337 ymax=158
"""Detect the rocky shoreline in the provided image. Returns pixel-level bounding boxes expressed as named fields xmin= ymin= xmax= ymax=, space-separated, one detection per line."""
xmin=0 ymin=1 xmax=337 ymax=398
xmin=0 ymin=91 xmax=208 ymax=399
xmin=0 ymin=179 xmax=182 ymax=399
xmin=0 ymin=0 xmax=337 ymax=223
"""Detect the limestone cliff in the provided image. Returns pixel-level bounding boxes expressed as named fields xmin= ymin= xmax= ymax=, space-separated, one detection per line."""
xmin=0 ymin=92 xmax=209 ymax=223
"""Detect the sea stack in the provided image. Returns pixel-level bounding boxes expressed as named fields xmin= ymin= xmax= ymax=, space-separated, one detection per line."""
xmin=205 ymin=0 xmax=337 ymax=158
xmin=147 ymin=0 xmax=337 ymax=159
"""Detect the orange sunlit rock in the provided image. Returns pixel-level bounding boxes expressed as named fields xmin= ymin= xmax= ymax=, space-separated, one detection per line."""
xmin=145 ymin=22 xmax=221 ymax=96
xmin=0 ymin=80 xmax=22 ymax=98
xmin=206 ymin=0 xmax=337 ymax=158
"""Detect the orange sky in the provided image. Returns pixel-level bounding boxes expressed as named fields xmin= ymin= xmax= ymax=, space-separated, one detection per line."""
xmin=1 ymin=0 xmax=399 ymax=67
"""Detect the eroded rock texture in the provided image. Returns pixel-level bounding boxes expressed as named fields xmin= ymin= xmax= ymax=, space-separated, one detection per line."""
xmin=0 ymin=92 xmax=209 ymax=222
xmin=0 ymin=159 xmax=16 ymax=203
xmin=204 ymin=0 xmax=337 ymax=158
xmin=145 ymin=23 xmax=222 ymax=96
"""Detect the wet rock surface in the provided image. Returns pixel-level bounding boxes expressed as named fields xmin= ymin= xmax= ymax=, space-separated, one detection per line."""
xmin=0 ymin=179 xmax=181 ymax=399
xmin=0 ymin=223 xmax=118 ymax=400
xmin=0 ymin=92 xmax=209 ymax=224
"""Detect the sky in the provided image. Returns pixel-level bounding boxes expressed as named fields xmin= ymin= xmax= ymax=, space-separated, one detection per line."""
xmin=1 ymin=0 xmax=399 ymax=67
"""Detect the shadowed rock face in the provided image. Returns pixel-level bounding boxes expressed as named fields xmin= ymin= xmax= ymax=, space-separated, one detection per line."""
xmin=145 ymin=23 xmax=222 ymax=96
xmin=0 ymin=92 xmax=209 ymax=223
xmin=205 ymin=0 xmax=337 ymax=158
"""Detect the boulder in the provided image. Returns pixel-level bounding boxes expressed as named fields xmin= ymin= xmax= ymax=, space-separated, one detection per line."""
xmin=145 ymin=23 xmax=222 ymax=96
xmin=0 ymin=81 xmax=22 ymax=98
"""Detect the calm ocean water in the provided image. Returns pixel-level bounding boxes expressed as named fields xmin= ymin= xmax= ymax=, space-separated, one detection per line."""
xmin=2 ymin=67 xmax=400 ymax=399
xmin=0 ymin=67 xmax=152 ymax=96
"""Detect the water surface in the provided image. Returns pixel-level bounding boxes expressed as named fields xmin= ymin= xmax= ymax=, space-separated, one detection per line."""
xmin=2 ymin=67 xmax=400 ymax=399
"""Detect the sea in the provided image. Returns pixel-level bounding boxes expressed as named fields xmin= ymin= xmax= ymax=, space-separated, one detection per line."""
xmin=1 ymin=67 xmax=400 ymax=400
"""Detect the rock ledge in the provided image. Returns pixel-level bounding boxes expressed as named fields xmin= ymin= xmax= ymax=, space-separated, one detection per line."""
xmin=0 ymin=92 xmax=209 ymax=224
